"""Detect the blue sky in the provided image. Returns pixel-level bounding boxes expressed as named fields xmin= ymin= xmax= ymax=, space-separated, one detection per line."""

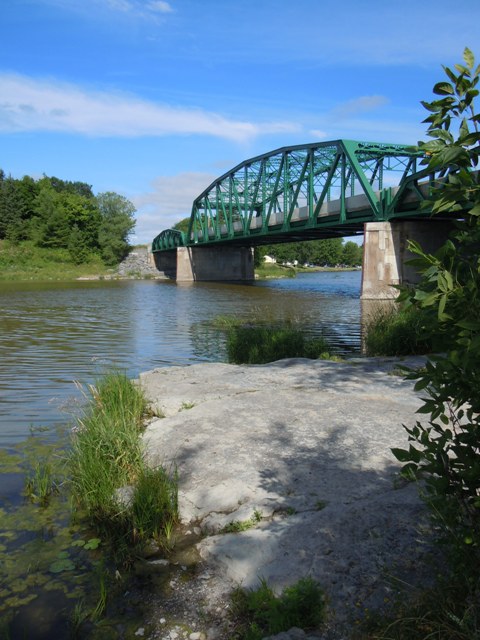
xmin=1 ymin=0 xmax=479 ymax=244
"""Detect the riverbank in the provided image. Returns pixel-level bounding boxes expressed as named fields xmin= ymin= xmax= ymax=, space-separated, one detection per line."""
xmin=0 ymin=241 xmax=164 ymax=282
xmin=1 ymin=241 xmax=359 ymax=282
xmin=137 ymin=355 xmax=439 ymax=640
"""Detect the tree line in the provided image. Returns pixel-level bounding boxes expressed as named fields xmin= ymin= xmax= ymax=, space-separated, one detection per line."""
xmin=256 ymin=238 xmax=363 ymax=267
xmin=0 ymin=170 xmax=136 ymax=265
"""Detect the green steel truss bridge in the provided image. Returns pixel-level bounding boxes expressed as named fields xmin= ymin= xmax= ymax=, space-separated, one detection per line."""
xmin=152 ymin=139 xmax=444 ymax=252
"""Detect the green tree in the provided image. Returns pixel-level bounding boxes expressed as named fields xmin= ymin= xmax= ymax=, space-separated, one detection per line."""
xmin=96 ymin=192 xmax=136 ymax=265
xmin=393 ymin=48 xmax=480 ymax=579
xmin=173 ymin=217 xmax=191 ymax=234
xmin=311 ymin=238 xmax=343 ymax=266
xmin=0 ymin=174 xmax=21 ymax=240
xmin=32 ymin=184 xmax=70 ymax=248
xmin=62 ymin=191 xmax=101 ymax=251
xmin=341 ymin=241 xmax=362 ymax=266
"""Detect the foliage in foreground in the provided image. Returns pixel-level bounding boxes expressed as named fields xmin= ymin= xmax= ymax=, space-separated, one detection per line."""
xmin=231 ymin=577 xmax=325 ymax=640
xmin=69 ymin=371 xmax=178 ymax=555
xmin=226 ymin=324 xmax=331 ymax=364
xmin=392 ymin=46 xmax=480 ymax=581
xmin=354 ymin=573 xmax=480 ymax=640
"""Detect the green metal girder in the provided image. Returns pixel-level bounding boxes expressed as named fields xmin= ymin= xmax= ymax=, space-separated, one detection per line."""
xmin=152 ymin=228 xmax=185 ymax=251
xmin=151 ymin=139 xmax=440 ymax=252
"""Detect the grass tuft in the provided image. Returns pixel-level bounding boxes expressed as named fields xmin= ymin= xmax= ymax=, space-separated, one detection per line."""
xmin=231 ymin=576 xmax=326 ymax=640
xmin=68 ymin=370 xmax=178 ymax=557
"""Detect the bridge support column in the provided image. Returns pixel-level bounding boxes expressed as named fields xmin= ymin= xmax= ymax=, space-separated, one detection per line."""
xmin=154 ymin=246 xmax=254 ymax=282
xmin=177 ymin=246 xmax=254 ymax=282
xmin=361 ymin=220 xmax=454 ymax=299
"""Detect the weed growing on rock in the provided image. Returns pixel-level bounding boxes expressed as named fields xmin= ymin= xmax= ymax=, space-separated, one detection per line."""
xmin=220 ymin=510 xmax=262 ymax=534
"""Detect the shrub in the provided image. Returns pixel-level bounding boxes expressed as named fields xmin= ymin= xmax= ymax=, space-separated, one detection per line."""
xmin=393 ymin=48 xmax=480 ymax=583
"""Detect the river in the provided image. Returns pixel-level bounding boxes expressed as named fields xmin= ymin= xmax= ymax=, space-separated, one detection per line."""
xmin=0 ymin=270 xmax=362 ymax=447
xmin=0 ymin=270 xmax=362 ymax=638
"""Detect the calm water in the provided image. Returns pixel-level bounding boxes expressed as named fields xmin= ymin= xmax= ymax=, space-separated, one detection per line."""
xmin=0 ymin=271 xmax=362 ymax=447
xmin=0 ymin=271 xmax=362 ymax=638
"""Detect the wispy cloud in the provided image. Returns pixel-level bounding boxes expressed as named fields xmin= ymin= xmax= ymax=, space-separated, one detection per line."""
xmin=146 ymin=1 xmax=173 ymax=13
xmin=308 ymin=129 xmax=327 ymax=140
xmin=104 ymin=0 xmax=174 ymax=17
xmin=0 ymin=74 xmax=298 ymax=142
xmin=43 ymin=0 xmax=174 ymax=20
xmin=332 ymin=95 xmax=390 ymax=119
xmin=131 ymin=172 xmax=216 ymax=242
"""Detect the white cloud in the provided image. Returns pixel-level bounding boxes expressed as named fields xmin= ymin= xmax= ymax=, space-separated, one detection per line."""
xmin=146 ymin=1 xmax=173 ymax=13
xmin=332 ymin=96 xmax=390 ymax=119
xmin=0 ymin=74 xmax=299 ymax=142
xmin=308 ymin=129 xmax=327 ymax=140
xmin=131 ymin=172 xmax=216 ymax=243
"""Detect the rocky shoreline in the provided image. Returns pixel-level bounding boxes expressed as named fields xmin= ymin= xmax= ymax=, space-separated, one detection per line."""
xmin=136 ymin=356 xmax=440 ymax=640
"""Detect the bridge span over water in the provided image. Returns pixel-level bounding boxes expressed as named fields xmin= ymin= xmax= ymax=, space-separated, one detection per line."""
xmin=151 ymin=140 xmax=455 ymax=298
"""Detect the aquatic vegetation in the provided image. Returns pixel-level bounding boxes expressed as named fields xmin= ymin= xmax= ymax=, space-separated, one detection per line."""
xmin=226 ymin=324 xmax=330 ymax=364
xmin=24 ymin=461 xmax=59 ymax=505
xmin=69 ymin=370 xmax=179 ymax=555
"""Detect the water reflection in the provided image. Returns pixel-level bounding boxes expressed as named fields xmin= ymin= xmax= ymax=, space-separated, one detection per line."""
xmin=0 ymin=271 xmax=362 ymax=445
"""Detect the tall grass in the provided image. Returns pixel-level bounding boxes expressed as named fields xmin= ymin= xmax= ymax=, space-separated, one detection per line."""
xmin=226 ymin=324 xmax=330 ymax=364
xmin=355 ymin=573 xmax=480 ymax=640
xmin=69 ymin=371 xmax=178 ymax=553
xmin=363 ymin=305 xmax=436 ymax=357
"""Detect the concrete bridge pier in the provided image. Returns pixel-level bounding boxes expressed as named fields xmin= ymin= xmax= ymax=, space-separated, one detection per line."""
xmin=361 ymin=219 xmax=454 ymax=299
xmin=153 ymin=245 xmax=254 ymax=282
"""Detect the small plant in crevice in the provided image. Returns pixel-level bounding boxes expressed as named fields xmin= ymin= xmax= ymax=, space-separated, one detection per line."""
xmin=220 ymin=510 xmax=263 ymax=534
xmin=230 ymin=576 xmax=326 ymax=640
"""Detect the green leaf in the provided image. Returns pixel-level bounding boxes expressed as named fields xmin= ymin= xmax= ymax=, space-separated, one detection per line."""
xmin=443 ymin=66 xmax=459 ymax=85
xmin=429 ymin=128 xmax=454 ymax=143
xmin=438 ymin=293 xmax=449 ymax=320
xmin=463 ymin=47 xmax=474 ymax=70
xmin=433 ymin=82 xmax=454 ymax=96
xmin=84 ymin=537 xmax=101 ymax=550
xmin=454 ymin=63 xmax=469 ymax=75
xmin=414 ymin=378 xmax=430 ymax=391
xmin=455 ymin=319 xmax=479 ymax=330
xmin=391 ymin=447 xmax=412 ymax=463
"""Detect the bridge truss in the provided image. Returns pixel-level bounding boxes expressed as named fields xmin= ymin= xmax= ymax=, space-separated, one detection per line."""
xmin=152 ymin=139 xmax=438 ymax=252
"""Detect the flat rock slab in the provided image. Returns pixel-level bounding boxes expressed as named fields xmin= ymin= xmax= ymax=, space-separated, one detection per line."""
xmin=140 ymin=357 xmax=436 ymax=637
